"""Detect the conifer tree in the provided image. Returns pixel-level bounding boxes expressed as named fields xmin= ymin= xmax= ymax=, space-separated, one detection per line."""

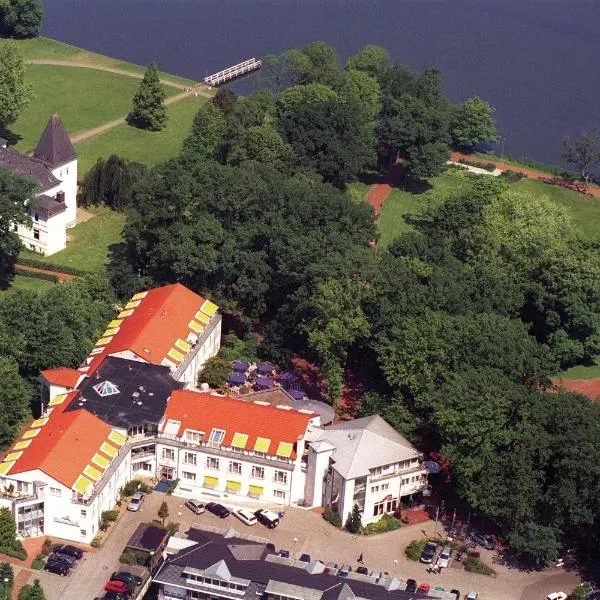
xmin=128 ymin=62 xmax=167 ymax=131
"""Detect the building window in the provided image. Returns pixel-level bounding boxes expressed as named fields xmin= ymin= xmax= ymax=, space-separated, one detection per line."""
xmin=371 ymin=485 xmax=379 ymax=493
xmin=80 ymin=529 xmax=86 ymax=537
xmin=182 ymin=471 xmax=196 ymax=481
xmin=273 ymin=470 xmax=287 ymax=484
xmin=34 ymin=213 xmax=39 ymax=222
xmin=373 ymin=501 xmax=385 ymax=516
xmin=209 ymin=429 xmax=225 ymax=445
xmin=33 ymin=228 xmax=40 ymax=240
xmin=50 ymin=487 xmax=61 ymax=497
xmin=80 ymin=510 xmax=86 ymax=517
xmin=228 ymin=461 xmax=241 ymax=475
xmin=162 ymin=448 xmax=175 ymax=461
xmin=273 ymin=490 xmax=286 ymax=500
xmin=251 ymin=466 xmax=264 ymax=480
xmin=206 ymin=456 xmax=219 ymax=470
xmin=183 ymin=452 xmax=197 ymax=466
xmin=382 ymin=483 xmax=389 ymax=490
xmin=185 ymin=430 xmax=204 ymax=444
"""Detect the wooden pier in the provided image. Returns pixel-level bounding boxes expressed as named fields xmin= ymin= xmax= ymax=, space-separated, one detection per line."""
xmin=203 ymin=58 xmax=262 ymax=86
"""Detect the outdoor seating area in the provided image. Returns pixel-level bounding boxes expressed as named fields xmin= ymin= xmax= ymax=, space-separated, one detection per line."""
xmin=226 ymin=361 xmax=308 ymax=399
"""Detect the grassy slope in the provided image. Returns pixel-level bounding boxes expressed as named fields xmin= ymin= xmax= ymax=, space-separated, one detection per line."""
xmin=20 ymin=206 xmax=126 ymax=272
xmin=75 ymin=95 xmax=206 ymax=174
xmin=0 ymin=274 xmax=55 ymax=296
xmin=13 ymin=65 xmax=179 ymax=152
xmin=347 ymin=182 xmax=373 ymax=204
xmin=558 ymin=359 xmax=600 ymax=380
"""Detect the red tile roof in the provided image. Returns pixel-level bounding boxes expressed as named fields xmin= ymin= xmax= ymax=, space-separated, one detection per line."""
xmin=41 ymin=367 xmax=82 ymax=389
xmin=85 ymin=283 xmax=211 ymax=374
xmin=9 ymin=405 xmax=115 ymax=487
xmin=160 ymin=390 xmax=313 ymax=457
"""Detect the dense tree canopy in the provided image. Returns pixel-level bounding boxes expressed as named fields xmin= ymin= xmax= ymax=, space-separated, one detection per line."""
xmin=0 ymin=43 xmax=31 ymax=131
xmin=451 ymin=96 xmax=499 ymax=148
xmin=0 ymin=0 xmax=43 ymax=38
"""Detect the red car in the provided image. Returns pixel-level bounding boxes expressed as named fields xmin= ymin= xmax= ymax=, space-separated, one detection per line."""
xmin=416 ymin=583 xmax=430 ymax=596
xmin=105 ymin=580 xmax=130 ymax=594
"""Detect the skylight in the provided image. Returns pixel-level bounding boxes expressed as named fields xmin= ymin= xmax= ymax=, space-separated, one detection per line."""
xmin=93 ymin=380 xmax=120 ymax=397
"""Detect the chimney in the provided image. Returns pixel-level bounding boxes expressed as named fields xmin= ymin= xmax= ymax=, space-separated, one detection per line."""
xmin=56 ymin=191 xmax=65 ymax=204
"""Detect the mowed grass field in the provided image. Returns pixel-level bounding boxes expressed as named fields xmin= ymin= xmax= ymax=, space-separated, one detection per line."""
xmin=75 ymin=95 xmax=207 ymax=174
xmin=0 ymin=274 xmax=56 ymax=296
xmin=12 ymin=65 xmax=180 ymax=152
xmin=20 ymin=206 xmax=126 ymax=273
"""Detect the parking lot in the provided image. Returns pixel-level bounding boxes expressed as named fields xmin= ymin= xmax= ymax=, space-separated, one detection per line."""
xmin=29 ymin=491 xmax=580 ymax=600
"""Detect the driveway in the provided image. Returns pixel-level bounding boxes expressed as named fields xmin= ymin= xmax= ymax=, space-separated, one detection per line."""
xmin=34 ymin=492 xmax=582 ymax=600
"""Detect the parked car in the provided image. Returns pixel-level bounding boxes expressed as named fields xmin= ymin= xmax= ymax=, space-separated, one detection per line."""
xmin=338 ymin=564 xmax=352 ymax=578
xmin=278 ymin=549 xmax=290 ymax=558
xmin=48 ymin=552 xmax=76 ymax=567
xmin=105 ymin=580 xmax=131 ymax=594
xmin=233 ymin=508 xmax=257 ymax=526
xmin=102 ymin=593 xmax=129 ymax=600
xmin=185 ymin=499 xmax=205 ymax=514
xmin=450 ymin=589 xmax=460 ymax=600
xmin=546 ymin=594 xmax=567 ymax=600
xmin=111 ymin=572 xmax=143 ymax=587
xmin=416 ymin=583 xmax=430 ymax=595
xmin=405 ymin=579 xmax=417 ymax=593
xmin=44 ymin=560 xmax=70 ymax=576
xmin=254 ymin=509 xmax=280 ymax=528
xmin=54 ymin=544 xmax=84 ymax=560
xmin=470 ymin=532 xmax=496 ymax=550
xmin=465 ymin=592 xmax=478 ymax=600
xmin=206 ymin=502 xmax=230 ymax=518
xmin=420 ymin=541 xmax=437 ymax=563
xmin=356 ymin=566 xmax=369 ymax=575
xmin=127 ymin=492 xmax=144 ymax=512
xmin=298 ymin=553 xmax=311 ymax=563
xmin=437 ymin=545 xmax=453 ymax=568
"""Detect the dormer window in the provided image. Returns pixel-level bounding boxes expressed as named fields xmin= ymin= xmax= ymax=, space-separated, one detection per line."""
xmin=209 ymin=429 xmax=225 ymax=445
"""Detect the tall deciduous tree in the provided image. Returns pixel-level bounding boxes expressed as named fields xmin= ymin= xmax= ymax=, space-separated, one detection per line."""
xmin=563 ymin=129 xmax=600 ymax=189
xmin=0 ymin=0 xmax=43 ymax=37
xmin=451 ymin=96 xmax=499 ymax=149
xmin=0 ymin=44 xmax=31 ymax=130
xmin=158 ymin=501 xmax=169 ymax=526
xmin=181 ymin=102 xmax=227 ymax=163
xmin=128 ymin=62 xmax=167 ymax=131
xmin=346 ymin=45 xmax=391 ymax=82
xmin=0 ymin=508 xmax=17 ymax=547
xmin=0 ymin=563 xmax=13 ymax=600
xmin=0 ymin=165 xmax=35 ymax=288
xmin=0 ymin=356 xmax=31 ymax=449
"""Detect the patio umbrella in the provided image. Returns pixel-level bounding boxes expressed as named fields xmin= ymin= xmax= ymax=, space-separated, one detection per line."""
xmin=279 ymin=371 xmax=298 ymax=389
xmin=254 ymin=376 xmax=274 ymax=390
xmin=288 ymin=389 xmax=307 ymax=400
xmin=231 ymin=360 xmax=250 ymax=372
xmin=227 ymin=372 xmax=247 ymax=386
xmin=257 ymin=362 xmax=276 ymax=375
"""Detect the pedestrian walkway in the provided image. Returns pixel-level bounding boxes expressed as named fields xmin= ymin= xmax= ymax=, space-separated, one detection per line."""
xmin=16 ymin=263 xmax=78 ymax=283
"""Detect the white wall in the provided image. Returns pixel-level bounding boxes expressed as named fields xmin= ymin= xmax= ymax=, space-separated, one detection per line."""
xmin=50 ymin=159 xmax=77 ymax=226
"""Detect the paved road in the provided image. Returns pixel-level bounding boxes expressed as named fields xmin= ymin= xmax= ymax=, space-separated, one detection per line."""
xmin=34 ymin=492 xmax=582 ymax=600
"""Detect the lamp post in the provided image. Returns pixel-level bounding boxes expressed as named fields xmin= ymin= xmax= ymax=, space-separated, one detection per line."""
xmin=293 ymin=537 xmax=298 ymax=558
xmin=3 ymin=577 xmax=9 ymax=600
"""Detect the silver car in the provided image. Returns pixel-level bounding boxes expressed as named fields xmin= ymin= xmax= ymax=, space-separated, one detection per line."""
xmin=185 ymin=499 xmax=205 ymax=514
xmin=127 ymin=492 xmax=144 ymax=511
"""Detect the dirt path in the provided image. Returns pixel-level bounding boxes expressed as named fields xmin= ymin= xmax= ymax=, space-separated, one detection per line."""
xmin=451 ymin=151 xmax=600 ymax=198
xmin=17 ymin=263 xmax=78 ymax=282
xmin=365 ymin=183 xmax=392 ymax=214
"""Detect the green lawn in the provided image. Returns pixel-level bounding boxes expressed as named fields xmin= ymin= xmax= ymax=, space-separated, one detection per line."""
xmin=20 ymin=206 xmax=126 ymax=272
xmin=0 ymin=274 xmax=55 ymax=296
xmin=514 ymin=179 xmax=600 ymax=239
xmin=12 ymin=65 xmax=179 ymax=152
xmin=557 ymin=357 xmax=600 ymax=380
xmin=75 ymin=95 xmax=207 ymax=175
xmin=347 ymin=182 xmax=373 ymax=204
xmin=0 ymin=37 xmax=196 ymax=86
xmin=378 ymin=171 xmax=472 ymax=247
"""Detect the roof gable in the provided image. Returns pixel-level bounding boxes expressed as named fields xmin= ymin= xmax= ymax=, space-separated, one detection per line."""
xmin=33 ymin=114 xmax=76 ymax=167
xmin=0 ymin=146 xmax=60 ymax=192
xmin=41 ymin=367 xmax=82 ymax=388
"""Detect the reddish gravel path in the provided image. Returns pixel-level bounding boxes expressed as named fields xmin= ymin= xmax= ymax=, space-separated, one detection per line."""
xmin=552 ymin=377 xmax=600 ymax=401
xmin=365 ymin=183 xmax=392 ymax=214
xmin=17 ymin=263 xmax=78 ymax=282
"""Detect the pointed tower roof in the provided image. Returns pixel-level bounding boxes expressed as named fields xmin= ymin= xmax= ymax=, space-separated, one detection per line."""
xmin=33 ymin=114 xmax=76 ymax=167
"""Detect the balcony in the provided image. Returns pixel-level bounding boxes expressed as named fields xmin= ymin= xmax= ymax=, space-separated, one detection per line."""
xmin=370 ymin=464 xmax=426 ymax=483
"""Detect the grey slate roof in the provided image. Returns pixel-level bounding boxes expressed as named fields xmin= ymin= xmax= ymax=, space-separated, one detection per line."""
xmin=32 ymin=194 xmax=66 ymax=217
xmin=33 ymin=114 xmax=76 ymax=167
xmin=0 ymin=146 xmax=60 ymax=192
xmin=153 ymin=528 xmax=435 ymax=600
xmin=311 ymin=415 xmax=421 ymax=479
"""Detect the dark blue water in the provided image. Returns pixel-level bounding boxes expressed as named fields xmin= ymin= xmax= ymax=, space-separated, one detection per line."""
xmin=43 ymin=0 xmax=600 ymax=164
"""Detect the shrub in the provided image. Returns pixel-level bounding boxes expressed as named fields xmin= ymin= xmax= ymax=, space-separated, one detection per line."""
xmin=323 ymin=509 xmax=342 ymax=528
xmin=166 ymin=522 xmax=180 ymax=535
xmin=362 ymin=514 xmax=402 ymax=536
xmin=120 ymin=480 xmax=141 ymax=497
xmin=100 ymin=510 xmax=119 ymax=531
xmin=405 ymin=538 xmax=427 ymax=561
xmin=41 ymin=539 xmax=52 ymax=556
xmin=166 ymin=479 xmax=179 ymax=496
xmin=17 ymin=256 xmax=91 ymax=277
xmin=0 ymin=545 xmax=27 ymax=561
xmin=119 ymin=549 xmax=150 ymax=567
xmin=345 ymin=504 xmax=362 ymax=533
xmin=31 ymin=556 xmax=44 ymax=570
xmin=139 ymin=482 xmax=154 ymax=494
xmin=464 ymin=556 xmax=495 ymax=576
xmin=457 ymin=158 xmax=497 ymax=172
xmin=499 ymin=170 xmax=527 ymax=182
xmin=90 ymin=536 xmax=102 ymax=549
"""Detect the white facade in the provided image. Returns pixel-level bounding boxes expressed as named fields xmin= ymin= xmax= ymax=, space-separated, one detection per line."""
xmin=50 ymin=159 xmax=78 ymax=226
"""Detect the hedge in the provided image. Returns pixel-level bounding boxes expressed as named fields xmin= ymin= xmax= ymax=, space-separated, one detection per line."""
xmin=457 ymin=158 xmax=497 ymax=172
xmin=31 ymin=557 xmax=44 ymax=570
xmin=405 ymin=538 xmax=428 ymax=561
xmin=362 ymin=514 xmax=402 ymax=535
xmin=323 ymin=509 xmax=342 ymax=528
xmin=464 ymin=556 xmax=495 ymax=576
xmin=17 ymin=255 xmax=91 ymax=277
xmin=0 ymin=544 xmax=27 ymax=561
xmin=14 ymin=267 xmax=59 ymax=284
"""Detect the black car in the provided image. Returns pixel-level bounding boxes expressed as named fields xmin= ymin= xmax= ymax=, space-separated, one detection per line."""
xmin=356 ymin=566 xmax=369 ymax=575
xmin=111 ymin=572 xmax=143 ymax=587
xmin=450 ymin=590 xmax=461 ymax=600
xmin=405 ymin=579 xmax=417 ymax=593
xmin=470 ymin=532 xmax=496 ymax=550
xmin=205 ymin=502 xmax=230 ymax=518
xmin=278 ymin=549 xmax=290 ymax=558
xmin=54 ymin=545 xmax=84 ymax=560
xmin=420 ymin=541 xmax=437 ymax=563
xmin=298 ymin=553 xmax=311 ymax=563
xmin=44 ymin=560 xmax=70 ymax=576
xmin=48 ymin=551 xmax=76 ymax=567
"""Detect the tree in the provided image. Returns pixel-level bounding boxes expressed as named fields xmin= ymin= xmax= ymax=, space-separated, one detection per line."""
xmin=78 ymin=155 xmax=147 ymax=212
xmin=0 ymin=44 xmax=31 ymax=130
xmin=0 ymin=563 xmax=13 ymax=600
xmin=508 ymin=522 xmax=561 ymax=565
xmin=346 ymin=45 xmax=391 ymax=81
xmin=181 ymin=102 xmax=227 ymax=162
xmin=199 ymin=357 xmax=231 ymax=388
xmin=0 ymin=165 xmax=35 ymax=288
xmin=18 ymin=579 xmax=45 ymax=600
xmin=451 ymin=96 xmax=499 ymax=149
xmin=300 ymin=41 xmax=343 ymax=89
xmin=0 ymin=0 xmax=43 ymax=38
xmin=228 ymin=124 xmax=293 ymax=169
xmin=345 ymin=504 xmax=362 ymax=533
xmin=128 ymin=62 xmax=167 ymax=131
xmin=158 ymin=501 xmax=169 ymax=526
xmin=563 ymin=129 xmax=600 ymax=189
xmin=0 ymin=356 xmax=32 ymax=449
xmin=212 ymin=87 xmax=238 ymax=116
xmin=0 ymin=508 xmax=17 ymax=547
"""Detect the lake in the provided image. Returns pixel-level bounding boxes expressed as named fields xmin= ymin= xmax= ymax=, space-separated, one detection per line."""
xmin=42 ymin=0 xmax=600 ymax=164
